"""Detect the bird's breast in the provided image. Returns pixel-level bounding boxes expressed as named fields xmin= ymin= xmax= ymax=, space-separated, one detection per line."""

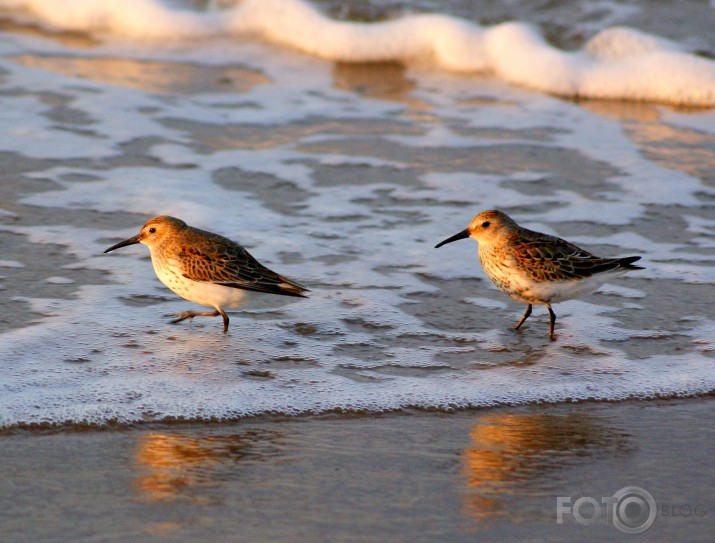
xmin=479 ymin=244 xmax=544 ymax=303
xmin=149 ymin=254 xmax=245 ymax=309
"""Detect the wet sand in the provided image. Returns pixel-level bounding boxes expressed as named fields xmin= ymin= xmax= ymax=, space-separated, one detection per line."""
xmin=0 ymin=399 xmax=712 ymax=542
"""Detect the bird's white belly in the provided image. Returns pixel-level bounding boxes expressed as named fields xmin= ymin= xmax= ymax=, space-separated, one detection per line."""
xmin=478 ymin=244 xmax=626 ymax=304
xmin=501 ymin=271 xmax=618 ymax=304
xmin=151 ymin=258 xmax=245 ymax=309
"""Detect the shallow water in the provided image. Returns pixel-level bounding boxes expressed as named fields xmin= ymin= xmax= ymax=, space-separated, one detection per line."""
xmin=1 ymin=401 xmax=713 ymax=542
xmin=0 ymin=0 xmax=714 ymax=426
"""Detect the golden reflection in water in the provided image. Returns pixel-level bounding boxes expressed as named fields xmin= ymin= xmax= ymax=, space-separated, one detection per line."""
xmin=461 ymin=412 xmax=630 ymax=525
xmin=332 ymin=61 xmax=429 ymax=109
xmin=0 ymin=18 xmax=99 ymax=47
xmin=133 ymin=430 xmax=280 ymax=504
xmin=9 ymin=54 xmax=271 ymax=95
xmin=143 ymin=522 xmax=184 ymax=537
xmin=580 ymin=100 xmax=715 ymax=182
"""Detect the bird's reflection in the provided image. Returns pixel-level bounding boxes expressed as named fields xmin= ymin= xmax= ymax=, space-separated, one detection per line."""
xmin=461 ymin=411 xmax=632 ymax=524
xmin=133 ymin=429 xmax=283 ymax=504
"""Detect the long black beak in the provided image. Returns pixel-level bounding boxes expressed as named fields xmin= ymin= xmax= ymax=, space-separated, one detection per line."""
xmin=435 ymin=228 xmax=470 ymax=248
xmin=104 ymin=235 xmax=141 ymax=253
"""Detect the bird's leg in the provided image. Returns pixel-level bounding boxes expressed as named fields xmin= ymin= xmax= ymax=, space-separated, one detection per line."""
xmin=547 ymin=304 xmax=557 ymax=340
xmin=169 ymin=310 xmax=220 ymax=324
xmin=514 ymin=304 xmax=532 ymax=331
xmin=217 ymin=308 xmax=229 ymax=333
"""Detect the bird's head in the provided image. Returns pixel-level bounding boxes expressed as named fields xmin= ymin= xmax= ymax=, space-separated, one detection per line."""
xmin=435 ymin=210 xmax=517 ymax=248
xmin=104 ymin=216 xmax=187 ymax=253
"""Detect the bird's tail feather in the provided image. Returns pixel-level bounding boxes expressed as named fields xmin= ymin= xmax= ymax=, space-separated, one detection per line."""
xmin=618 ymin=256 xmax=644 ymax=270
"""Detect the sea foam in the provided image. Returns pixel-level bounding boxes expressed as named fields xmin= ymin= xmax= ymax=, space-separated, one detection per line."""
xmin=0 ymin=0 xmax=714 ymax=427
xmin=1 ymin=0 xmax=714 ymax=106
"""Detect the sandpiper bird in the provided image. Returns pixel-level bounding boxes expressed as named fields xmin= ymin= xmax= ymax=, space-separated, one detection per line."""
xmin=104 ymin=216 xmax=308 ymax=333
xmin=435 ymin=210 xmax=643 ymax=339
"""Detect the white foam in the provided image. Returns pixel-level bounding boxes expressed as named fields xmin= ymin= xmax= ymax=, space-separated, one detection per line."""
xmin=0 ymin=2 xmax=713 ymax=426
xmin=45 ymin=276 xmax=75 ymax=284
xmin=0 ymin=260 xmax=25 ymax=268
xmin=1 ymin=0 xmax=714 ymax=105
xmin=465 ymin=297 xmax=508 ymax=310
xmin=2 ymin=281 xmax=713 ymax=427
xmin=0 ymin=0 xmax=217 ymax=40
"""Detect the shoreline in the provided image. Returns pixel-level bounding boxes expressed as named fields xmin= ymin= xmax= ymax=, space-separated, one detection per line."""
xmin=1 ymin=397 xmax=713 ymax=542
xmin=1 ymin=393 xmax=713 ymax=434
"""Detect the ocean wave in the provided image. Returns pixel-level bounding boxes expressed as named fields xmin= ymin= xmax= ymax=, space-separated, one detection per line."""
xmin=1 ymin=0 xmax=714 ymax=106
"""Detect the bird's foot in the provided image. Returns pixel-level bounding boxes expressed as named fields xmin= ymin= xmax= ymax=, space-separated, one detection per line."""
xmin=168 ymin=310 xmax=220 ymax=324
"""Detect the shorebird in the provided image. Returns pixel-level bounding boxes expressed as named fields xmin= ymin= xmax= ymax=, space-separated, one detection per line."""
xmin=435 ymin=210 xmax=643 ymax=339
xmin=104 ymin=216 xmax=308 ymax=332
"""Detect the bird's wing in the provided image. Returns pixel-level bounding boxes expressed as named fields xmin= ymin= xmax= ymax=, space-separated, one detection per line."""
xmin=177 ymin=236 xmax=308 ymax=297
xmin=512 ymin=236 xmax=626 ymax=282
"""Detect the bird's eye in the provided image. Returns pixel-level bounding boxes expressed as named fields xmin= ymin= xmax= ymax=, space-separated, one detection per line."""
xmin=481 ymin=221 xmax=490 ymax=228
xmin=149 ymin=227 xmax=156 ymax=234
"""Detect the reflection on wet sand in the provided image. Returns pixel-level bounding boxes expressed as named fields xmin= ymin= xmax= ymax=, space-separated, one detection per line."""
xmin=581 ymin=100 xmax=715 ymax=181
xmin=133 ymin=429 xmax=282 ymax=504
xmin=9 ymin=54 xmax=271 ymax=95
xmin=0 ymin=18 xmax=99 ymax=47
xmin=332 ymin=61 xmax=428 ymax=109
xmin=461 ymin=411 xmax=632 ymax=524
